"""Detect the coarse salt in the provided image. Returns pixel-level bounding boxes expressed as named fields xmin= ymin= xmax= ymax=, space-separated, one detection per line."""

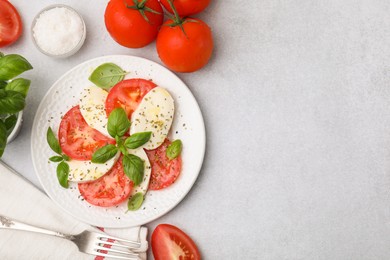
xmin=33 ymin=7 xmax=85 ymax=56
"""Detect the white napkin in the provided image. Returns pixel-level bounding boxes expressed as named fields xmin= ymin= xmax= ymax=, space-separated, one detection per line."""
xmin=0 ymin=161 xmax=148 ymax=259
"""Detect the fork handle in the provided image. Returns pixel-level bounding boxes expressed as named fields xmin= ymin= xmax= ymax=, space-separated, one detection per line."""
xmin=0 ymin=215 xmax=73 ymax=240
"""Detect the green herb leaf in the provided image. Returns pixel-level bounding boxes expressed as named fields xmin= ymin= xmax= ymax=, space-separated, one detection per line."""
xmin=62 ymin=154 xmax=70 ymax=161
xmin=123 ymin=154 xmax=144 ymax=186
xmin=107 ymin=108 xmax=131 ymax=138
xmin=4 ymin=114 xmax=17 ymax=137
xmin=127 ymin=193 xmax=144 ymax=211
xmin=5 ymin=78 xmax=30 ymax=97
xmin=166 ymin=139 xmax=182 ymax=160
xmin=0 ymin=81 xmax=7 ymax=89
xmin=91 ymin=144 xmax=118 ymax=164
xmin=56 ymin=161 xmax=69 ymax=188
xmin=0 ymin=90 xmax=25 ymax=114
xmin=49 ymin=156 xmax=63 ymax=162
xmin=0 ymin=120 xmax=7 ymax=157
xmin=124 ymin=132 xmax=151 ymax=149
xmin=46 ymin=127 xmax=62 ymax=155
xmin=88 ymin=63 xmax=127 ymax=89
xmin=0 ymin=52 xmax=4 ymax=58
xmin=0 ymin=54 xmax=33 ymax=81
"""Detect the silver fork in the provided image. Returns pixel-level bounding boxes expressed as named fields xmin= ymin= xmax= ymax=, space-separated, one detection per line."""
xmin=0 ymin=215 xmax=141 ymax=259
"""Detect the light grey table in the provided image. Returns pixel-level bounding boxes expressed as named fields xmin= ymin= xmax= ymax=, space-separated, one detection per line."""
xmin=3 ymin=0 xmax=390 ymax=259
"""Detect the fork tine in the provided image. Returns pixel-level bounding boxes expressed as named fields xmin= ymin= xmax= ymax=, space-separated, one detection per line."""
xmin=94 ymin=245 xmax=139 ymax=257
xmin=98 ymin=239 xmax=138 ymax=249
xmin=98 ymin=234 xmax=141 ymax=248
xmin=93 ymin=251 xmax=138 ymax=260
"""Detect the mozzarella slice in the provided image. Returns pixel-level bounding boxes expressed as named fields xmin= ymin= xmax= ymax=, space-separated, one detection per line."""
xmin=128 ymin=148 xmax=151 ymax=196
xmin=68 ymin=152 xmax=120 ymax=183
xmin=130 ymin=87 xmax=174 ymax=150
xmin=79 ymin=86 xmax=110 ymax=138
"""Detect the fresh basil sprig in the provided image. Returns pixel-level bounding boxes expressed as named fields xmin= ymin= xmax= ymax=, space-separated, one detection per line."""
xmin=5 ymin=78 xmax=30 ymax=97
xmin=0 ymin=89 xmax=25 ymax=114
xmin=127 ymin=193 xmax=144 ymax=211
xmin=89 ymin=63 xmax=127 ymax=89
xmin=46 ymin=127 xmax=70 ymax=188
xmin=91 ymin=107 xmax=151 ymax=187
xmin=0 ymin=54 xmax=33 ymax=81
xmin=124 ymin=132 xmax=152 ymax=149
xmin=166 ymin=139 xmax=182 ymax=160
xmin=0 ymin=121 xmax=7 ymax=157
xmin=107 ymin=108 xmax=131 ymax=138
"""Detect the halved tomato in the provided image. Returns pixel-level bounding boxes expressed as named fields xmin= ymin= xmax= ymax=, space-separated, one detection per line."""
xmin=0 ymin=0 xmax=22 ymax=47
xmin=105 ymin=78 xmax=156 ymax=118
xmin=59 ymin=106 xmax=115 ymax=160
xmin=152 ymin=224 xmax=201 ymax=260
xmin=145 ymin=139 xmax=181 ymax=190
xmin=78 ymin=157 xmax=133 ymax=207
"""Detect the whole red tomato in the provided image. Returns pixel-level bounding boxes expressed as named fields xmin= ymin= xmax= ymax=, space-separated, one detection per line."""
xmin=156 ymin=18 xmax=213 ymax=72
xmin=160 ymin=0 xmax=210 ymax=17
xmin=105 ymin=0 xmax=164 ymax=48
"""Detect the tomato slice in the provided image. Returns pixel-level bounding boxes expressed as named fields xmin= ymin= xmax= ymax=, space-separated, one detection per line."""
xmin=59 ymin=106 xmax=115 ymax=160
xmin=105 ymin=78 xmax=156 ymax=118
xmin=152 ymin=224 xmax=201 ymax=260
xmin=0 ymin=0 xmax=22 ymax=47
xmin=145 ymin=139 xmax=182 ymax=190
xmin=78 ymin=157 xmax=133 ymax=207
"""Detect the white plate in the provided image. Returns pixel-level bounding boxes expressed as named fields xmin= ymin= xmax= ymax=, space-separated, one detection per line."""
xmin=31 ymin=55 xmax=206 ymax=228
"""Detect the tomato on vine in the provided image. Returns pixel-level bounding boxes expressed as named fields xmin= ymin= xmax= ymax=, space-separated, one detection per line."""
xmin=159 ymin=0 xmax=211 ymax=17
xmin=156 ymin=0 xmax=213 ymax=72
xmin=105 ymin=0 xmax=164 ymax=48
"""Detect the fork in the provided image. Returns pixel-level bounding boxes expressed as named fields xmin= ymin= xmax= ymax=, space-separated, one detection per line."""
xmin=0 ymin=215 xmax=141 ymax=259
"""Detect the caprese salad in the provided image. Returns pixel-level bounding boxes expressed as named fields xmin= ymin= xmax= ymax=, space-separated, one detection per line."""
xmin=46 ymin=62 xmax=182 ymax=211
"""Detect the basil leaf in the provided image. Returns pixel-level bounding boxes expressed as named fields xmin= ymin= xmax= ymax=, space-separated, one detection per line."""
xmin=4 ymin=114 xmax=17 ymax=136
xmin=0 ymin=81 xmax=7 ymax=89
xmin=0 ymin=90 xmax=25 ymax=114
xmin=0 ymin=120 xmax=7 ymax=157
xmin=88 ymin=63 xmax=127 ymax=89
xmin=107 ymin=108 xmax=130 ymax=138
xmin=5 ymin=78 xmax=30 ymax=97
xmin=123 ymin=154 xmax=144 ymax=186
xmin=127 ymin=193 xmax=144 ymax=211
xmin=56 ymin=161 xmax=69 ymax=188
xmin=124 ymin=132 xmax=152 ymax=149
xmin=0 ymin=54 xmax=33 ymax=81
xmin=166 ymin=139 xmax=182 ymax=160
xmin=91 ymin=144 xmax=118 ymax=164
xmin=49 ymin=156 xmax=63 ymax=162
xmin=46 ymin=127 xmax=62 ymax=155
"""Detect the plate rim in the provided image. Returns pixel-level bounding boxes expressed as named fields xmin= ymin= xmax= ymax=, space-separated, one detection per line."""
xmin=31 ymin=54 xmax=206 ymax=227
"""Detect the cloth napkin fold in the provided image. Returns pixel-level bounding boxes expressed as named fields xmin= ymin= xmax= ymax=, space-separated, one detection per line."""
xmin=0 ymin=161 xmax=148 ymax=260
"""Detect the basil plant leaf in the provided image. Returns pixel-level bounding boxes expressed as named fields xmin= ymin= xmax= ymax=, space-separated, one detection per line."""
xmin=0 ymin=81 xmax=7 ymax=89
xmin=49 ymin=156 xmax=64 ymax=162
xmin=4 ymin=114 xmax=17 ymax=136
xmin=88 ymin=63 xmax=127 ymax=89
xmin=107 ymin=108 xmax=130 ymax=138
xmin=124 ymin=132 xmax=151 ymax=149
xmin=127 ymin=192 xmax=144 ymax=211
xmin=46 ymin=127 xmax=62 ymax=155
xmin=91 ymin=144 xmax=118 ymax=164
xmin=0 ymin=90 xmax=25 ymax=114
xmin=0 ymin=54 xmax=33 ymax=81
xmin=123 ymin=154 xmax=144 ymax=186
xmin=56 ymin=161 xmax=69 ymax=188
xmin=5 ymin=78 xmax=30 ymax=97
xmin=166 ymin=139 xmax=182 ymax=160
xmin=0 ymin=120 xmax=7 ymax=158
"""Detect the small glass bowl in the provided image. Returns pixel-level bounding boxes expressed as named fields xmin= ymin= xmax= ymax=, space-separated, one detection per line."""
xmin=31 ymin=4 xmax=86 ymax=58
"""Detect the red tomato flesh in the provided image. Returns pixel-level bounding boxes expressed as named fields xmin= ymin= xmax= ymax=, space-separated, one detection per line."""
xmin=78 ymin=157 xmax=133 ymax=207
xmin=160 ymin=0 xmax=211 ymax=17
xmin=105 ymin=78 xmax=156 ymax=118
xmin=145 ymin=139 xmax=182 ymax=190
xmin=152 ymin=224 xmax=201 ymax=260
xmin=0 ymin=0 xmax=22 ymax=47
xmin=59 ymin=106 xmax=115 ymax=160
